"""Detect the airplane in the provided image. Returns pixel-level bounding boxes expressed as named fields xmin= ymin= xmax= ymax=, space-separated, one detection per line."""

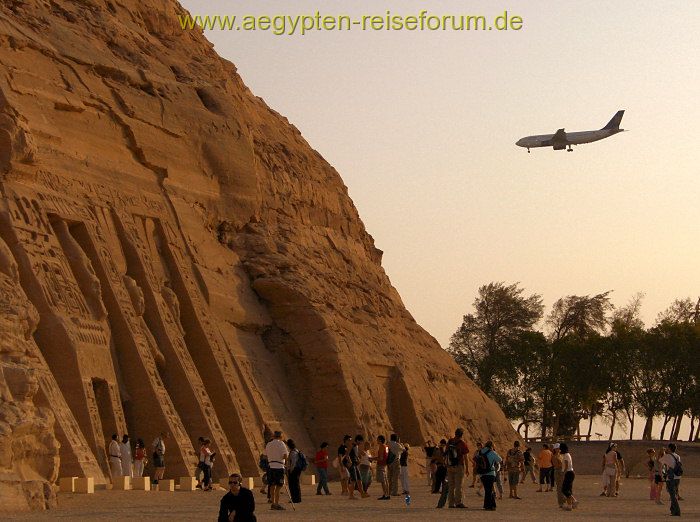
xmin=516 ymin=110 xmax=625 ymax=152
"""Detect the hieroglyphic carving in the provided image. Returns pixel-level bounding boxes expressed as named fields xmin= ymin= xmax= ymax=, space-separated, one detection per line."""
xmin=1 ymin=184 xmax=128 ymax=479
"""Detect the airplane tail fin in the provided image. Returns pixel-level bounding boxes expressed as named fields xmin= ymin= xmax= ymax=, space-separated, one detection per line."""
xmin=602 ymin=110 xmax=625 ymax=130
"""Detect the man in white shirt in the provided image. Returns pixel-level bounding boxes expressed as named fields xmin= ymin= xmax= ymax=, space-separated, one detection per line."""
xmin=120 ymin=435 xmax=132 ymax=477
xmin=388 ymin=434 xmax=404 ymax=496
xmin=264 ymin=430 xmax=289 ymax=510
xmin=108 ymin=434 xmax=122 ymax=480
xmin=660 ymin=443 xmax=681 ymax=517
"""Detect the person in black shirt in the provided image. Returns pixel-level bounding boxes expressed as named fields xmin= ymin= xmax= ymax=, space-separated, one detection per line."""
xmin=520 ymin=447 xmax=536 ymax=484
xmin=338 ymin=435 xmax=351 ymax=494
xmin=424 ymin=440 xmax=436 ymax=487
xmin=218 ymin=473 xmax=256 ymax=522
xmin=348 ymin=435 xmax=368 ymax=499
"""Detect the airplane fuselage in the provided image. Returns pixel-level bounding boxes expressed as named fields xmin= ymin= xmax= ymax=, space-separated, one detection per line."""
xmin=516 ymin=110 xmax=626 ymax=152
xmin=516 ymin=128 xmax=622 ymax=149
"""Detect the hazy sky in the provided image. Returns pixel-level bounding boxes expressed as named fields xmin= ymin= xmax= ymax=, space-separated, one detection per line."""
xmin=181 ymin=0 xmax=700 ymax=347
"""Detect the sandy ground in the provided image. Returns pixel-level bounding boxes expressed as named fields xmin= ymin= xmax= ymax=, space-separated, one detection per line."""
xmin=7 ymin=475 xmax=697 ymax=520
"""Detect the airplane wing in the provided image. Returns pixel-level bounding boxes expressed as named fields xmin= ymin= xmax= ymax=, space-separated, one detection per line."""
xmin=552 ymin=128 xmax=567 ymax=146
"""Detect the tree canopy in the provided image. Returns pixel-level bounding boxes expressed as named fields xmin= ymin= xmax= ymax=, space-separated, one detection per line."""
xmin=448 ymin=284 xmax=700 ymax=441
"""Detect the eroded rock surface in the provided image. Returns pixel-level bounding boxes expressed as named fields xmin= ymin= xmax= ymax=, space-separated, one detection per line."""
xmin=0 ymin=0 xmax=516 ymax=510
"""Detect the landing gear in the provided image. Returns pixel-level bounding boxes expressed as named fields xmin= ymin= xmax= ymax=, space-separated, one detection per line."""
xmin=567 ymin=146 xmax=573 ymax=152
xmin=527 ymin=148 xmax=530 ymax=153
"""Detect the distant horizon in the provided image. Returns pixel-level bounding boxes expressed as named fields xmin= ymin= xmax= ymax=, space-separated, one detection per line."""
xmin=184 ymin=0 xmax=700 ymax=347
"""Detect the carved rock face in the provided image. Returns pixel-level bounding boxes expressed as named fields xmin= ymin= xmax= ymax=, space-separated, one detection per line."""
xmin=0 ymin=0 xmax=518 ymax=512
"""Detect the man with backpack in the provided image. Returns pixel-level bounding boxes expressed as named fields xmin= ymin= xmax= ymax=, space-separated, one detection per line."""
xmin=660 ymin=443 xmax=682 ymax=516
xmin=286 ymin=439 xmax=306 ymax=504
xmin=505 ymin=440 xmax=524 ymax=499
xmin=446 ymin=427 xmax=469 ymax=509
xmin=477 ymin=440 xmax=503 ymax=511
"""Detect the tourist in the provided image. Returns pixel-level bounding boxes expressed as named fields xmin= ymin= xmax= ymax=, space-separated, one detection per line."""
xmin=494 ymin=456 xmax=504 ymax=500
xmin=477 ymin=440 xmax=502 ymax=511
xmin=338 ymin=435 xmax=351 ymax=495
xmin=286 ymin=439 xmax=302 ymax=503
xmin=560 ymin=443 xmax=578 ymax=511
xmin=615 ymin=449 xmax=626 ymax=496
xmin=360 ymin=440 xmax=373 ymax=493
xmin=108 ymin=434 xmax=122 ymax=479
xmin=536 ymin=443 xmax=553 ymax=492
xmin=646 ymin=448 xmax=656 ymax=501
xmin=151 ymin=432 xmax=167 ymax=485
xmin=446 ymin=427 xmax=468 ymax=509
xmin=552 ymin=443 xmax=565 ymax=508
xmin=521 ymin=446 xmax=536 ymax=484
xmin=660 ymin=443 xmax=682 ymax=517
xmin=423 ymin=440 xmax=436 ymax=487
xmin=600 ymin=442 xmax=619 ymax=497
xmin=388 ymin=434 xmax=404 ymax=497
xmin=120 ymin=434 xmax=132 ymax=477
xmin=218 ymin=473 xmax=256 ymax=522
xmin=375 ymin=435 xmax=390 ymax=500
xmin=348 ymin=435 xmax=368 ymax=499
xmin=505 ymin=440 xmax=524 ymax=499
xmin=314 ymin=442 xmax=331 ymax=495
xmin=400 ymin=443 xmax=410 ymax=495
xmin=195 ymin=436 xmax=206 ymax=488
xmin=133 ymin=439 xmax=146 ymax=477
xmin=474 ymin=442 xmax=484 ymax=497
xmin=432 ymin=439 xmax=447 ymax=494
xmin=654 ymin=447 xmax=665 ymax=504
xmin=470 ymin=441 xmax=482 ymax=488
xmin=435 ymin=440 xmax=450 ymax=508
xmin=200 ymin=439 xmax=215 ymax=491
xmin=264 ymin=430 xmax=288 ymax=510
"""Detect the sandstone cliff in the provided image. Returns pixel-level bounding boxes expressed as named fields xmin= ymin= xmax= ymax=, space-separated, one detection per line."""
xmin=0 ymin=0 xmax=516 ymax=510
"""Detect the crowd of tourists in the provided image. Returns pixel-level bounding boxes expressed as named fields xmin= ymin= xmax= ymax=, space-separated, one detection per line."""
xmin=106 ymin=429 xmax=687 ymax=519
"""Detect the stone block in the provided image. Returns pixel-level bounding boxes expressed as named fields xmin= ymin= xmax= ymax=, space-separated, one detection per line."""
xmin=75 ymin=477 xmax=94 ymax=494
xmin=132 ymin=477 xmax=151 ymax=491
xmin=157 ymin=479 xmax=175 ymax=491
xmin=58 ymin=477 xmax=77 ymax=493
xmin=113 ymin=475 xmax=131 ymax=490
xmin=179 ymin=477 xmax=197 ymax=491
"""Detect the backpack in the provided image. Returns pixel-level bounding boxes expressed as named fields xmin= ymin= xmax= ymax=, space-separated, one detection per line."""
xmin=295 ymin=451 xmax=308 ymax=471
xmin=386 ymin=446 xmax=397 ymax=465
xmin=446 ymin=440 xmax=460 ymax=467
xmin=258 ymin=453 xmax=269 ymax=472
xmin=506 ymin=449 xmax=521 ymax=470
xmin=670 ymin=454 xmax=683 ymax=477
xmin=475 ymin=450 xmax=492 ymax=475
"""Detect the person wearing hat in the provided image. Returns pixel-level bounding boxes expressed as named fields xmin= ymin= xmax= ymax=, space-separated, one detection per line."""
xmin=552 ymin=443 xmax=565 ymax=508
xmin=264 ymin=431 xmax=288 ymax=510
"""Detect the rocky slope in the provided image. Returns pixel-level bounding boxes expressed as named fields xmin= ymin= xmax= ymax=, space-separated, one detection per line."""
xmin=0 ymin=0 xmax=517 ymax=510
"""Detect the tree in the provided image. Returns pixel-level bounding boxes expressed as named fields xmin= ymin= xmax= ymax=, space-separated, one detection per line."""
xmin=547 ymin=291 xmax=613 ymax=341
xmin=448 ymin=282 xmax=543 ymax=395
xmin=656 ymin=297 xmax=700 ymax=325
